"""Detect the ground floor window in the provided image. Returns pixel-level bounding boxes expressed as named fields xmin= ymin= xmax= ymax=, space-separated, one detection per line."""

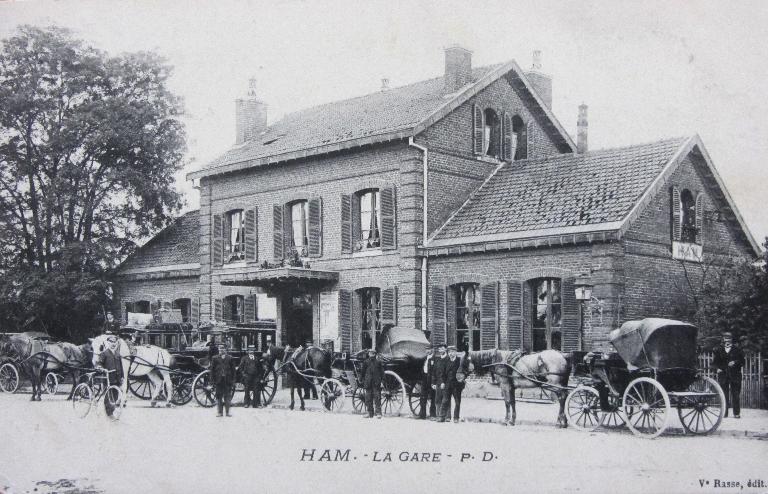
xmin=172 ymin=298 xmax=191 ymax=323
xmin=134 ymin=300 xmax=151 ymax=314
xmin=531 ymin=278 xmax=562 ymax=351
xmin=454 ymin=283 xmax=481 ymax=352
xmin=359 ymin=287 xmax=381 ymax=350
xmin=224 ymin=295 xmax=245 ymax=324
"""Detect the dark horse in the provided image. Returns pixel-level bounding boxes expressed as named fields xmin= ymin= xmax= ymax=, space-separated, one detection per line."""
xmin=469 ymin=349 xmax=571 ymax=428
xmin=265 ymin=345 xmax=332 ymax=410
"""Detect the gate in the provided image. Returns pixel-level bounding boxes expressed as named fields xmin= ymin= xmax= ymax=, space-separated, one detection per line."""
xmin=698 ymin=352 xmax=765 ymax=409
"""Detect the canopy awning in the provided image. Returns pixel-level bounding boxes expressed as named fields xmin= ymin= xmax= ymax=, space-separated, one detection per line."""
xmin=219 ymin=267 xmax=339 ymax=291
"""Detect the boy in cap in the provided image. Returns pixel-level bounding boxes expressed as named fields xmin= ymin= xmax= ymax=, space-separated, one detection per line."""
xmin=361 ymin=348 xmax=384 ymax=418
xmin=712 ymin=332 xmax=745 ymax=418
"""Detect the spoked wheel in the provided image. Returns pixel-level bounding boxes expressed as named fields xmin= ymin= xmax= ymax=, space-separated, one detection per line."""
xmin=623 ymin=377 xmax=670 ymax=438
xmin=72 ymin=383 xmax=94 ymax=418
xmin=381 ymin=371 xmax=405 ymax=416
xmin=105 ymin=385 xmax=125 ymax=420
xmin=128 ymin=377 xmax=153 ymax=400
xmin=676 ymin=375 xmax=725 ymax=435
xmin=45 ymin=372 xmax=59 ymax=395
xmin=601 ymin=393 xmax=626 ymax=428
xmin=192 ymin=370 xmax=216 ymax=408
xmin=351 ymin=387 xmax=366 ymax=414
xmin=0 ymin=362 xmax=20 ymax=393
xmin=170 ymin=375 xmax=194 ymax=406
xmin=319 ymin=379 xmax=346 ymax=412
xmin=260 ymin=368 xmax=277 ymax=406
xmin=408 ymin=383 xmax=423 ymax=416
xmin=565 ymin=386 xmax=602 ymax=431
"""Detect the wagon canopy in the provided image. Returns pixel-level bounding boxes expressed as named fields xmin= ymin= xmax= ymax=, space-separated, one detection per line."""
xmin=376 ymin=326 xmax=429 ymax=361
xmin=609 ymin=318 xmax=698 ymax=371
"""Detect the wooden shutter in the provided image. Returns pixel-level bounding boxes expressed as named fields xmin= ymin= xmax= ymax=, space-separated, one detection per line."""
xmin=308 ymin=198 xmax=323 ymax=257
xmin=351 ymin=194 xmax=361 ymax=251
xmin=190 ymin=297 xmax=199 ymax=325
xmin=473 ymin=104 xmax=484 ymax=155
xmin=521 ymin=120 xmax=531 ymax=159
xmin=380 ymin=187 xmax=397 ymax=250
xmin=671 ymin=187 xmax=681 ymax=242
xmin=430 ymin=286 xmax=446 ymax=344
xmin=222 ymin=297 xmax=232 ymax=323
xmin=695 ymin=192 xmax=704 ymax=245
xmin=339 ymin=290 xmax=353 ymax=352
xmin=222 ymin=213 xmax=231 ymax=260
xmin=244 ymin=294 xmax=257 ymax=323
xmin=507 ymin=281 xmax=524 ymax=350
xmin=273 ymin=204 xmax=284 ymax=260
xmin=213 ymin=214 xmax=224 ymax=268
xmin=480 ymin=282 xmax=498 ymax=350
xmin=340 ymin=194 xmax=353 ymax=254
xmin=283 ymin=204 xmax=293 ymax=257
xmin=214 ymin=298 xmax=223 ymax=322
xmin=245 ymin=208 xmax=258 ymax=262
xmin=560 ymin=277 xmax=580 ymax=352
xmin=445 ymin=286 xmax=457 ymax=346
xmin=502 ymin=113 xmax=513 ymax=161
xmin=381 ymin=286 xmax=397 ymax=326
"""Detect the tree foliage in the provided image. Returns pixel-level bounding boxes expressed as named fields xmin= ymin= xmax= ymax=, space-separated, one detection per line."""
xmin=0 ymin=25 xmax=186 ymax=340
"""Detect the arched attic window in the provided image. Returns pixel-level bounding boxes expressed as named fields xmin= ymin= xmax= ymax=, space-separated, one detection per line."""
xmin=483 ymin=108 xmax=501 ymax=158
xmin=511 ymin=115 xmax=527 ymax=160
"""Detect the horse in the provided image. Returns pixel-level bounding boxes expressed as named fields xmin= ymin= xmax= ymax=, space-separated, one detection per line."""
xmin=90 ymin=334 xmax=175 ymax=408
xmin=468 ymin=349 xmax=572 ymax=428
xmin=266 ymin=345 xmax=332 ymax=411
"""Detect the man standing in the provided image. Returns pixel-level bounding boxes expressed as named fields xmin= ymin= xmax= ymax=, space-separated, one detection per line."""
xmin=97 ymin=337 xmax=124 ymax=418
xmin=361 ymin=348 xmax=383 ymax=419
xmin=712 ymin=332 xmax=745 ymax=418
xmin=430 ymin=343 xmax=450 ymax=423
xmin=445 ymin=345 xmax=469 ymax=423
xmin=239 ymin=345 xmax=263 ymax=408
xmin=210 ymin=343 xmax=237 ymax=417
xmin=418 ymin=345 xmax=436 ymax=419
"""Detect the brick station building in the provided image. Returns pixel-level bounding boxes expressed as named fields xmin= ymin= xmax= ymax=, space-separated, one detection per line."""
xmin=113 ymin=47 xmax=760 ymax=354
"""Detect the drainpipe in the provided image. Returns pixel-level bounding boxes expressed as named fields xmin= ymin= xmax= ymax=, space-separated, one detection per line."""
xmin=408 ymin=137 xmax=429 ymax=332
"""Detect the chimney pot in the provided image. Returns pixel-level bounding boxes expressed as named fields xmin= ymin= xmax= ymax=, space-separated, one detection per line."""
xmin=381 ymin=77 xmax=390 ymax=92
xmin=531 ymin=50 xmax=543 ymax=71
xmin=577 ymin=103 xmax=588 ymax=153
xmin=525 ymin=49 xmax=552 ymax=108
xmin=443 ymin=45 xmax=473 ymax=94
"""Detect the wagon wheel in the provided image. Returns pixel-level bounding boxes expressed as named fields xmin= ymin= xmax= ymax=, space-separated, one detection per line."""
xmin=105 ymin=385 xmax=125 ymax=420
xmin=170 ymin=374 xmax=194 ymax=406
xmin=351 ymin=387 xmax=366 ymax=414
xmin=565 ymin=386 xmax=602 ymax=431
xmin=381 ymin=371 xmax=405 ymax=416
xmin=408 ymin=382 xmax=423 ymax=416
xmin=44 ymin=372 xmax=59 ymax=395
xmin=676 ymin=375 xmax=725 ymax=435
xmin=319 ymin=379 xmax=346 ymax=412
xmin=72 ymin=383 xmax=94 ymax=419
xmin=128 ymin=377 xmax=153 ymax=400
xmin=192 ymin=370 xmax=216 ymax=408
xmin=260 ymin=368 xmax=277 ymax=406
xmin=622 ymin=377 xmax=670 ymax=438
xmin=0 ymin=362 xmax=20 ymax=393
xmin=601 ymin=393 xmax=626 ymax=428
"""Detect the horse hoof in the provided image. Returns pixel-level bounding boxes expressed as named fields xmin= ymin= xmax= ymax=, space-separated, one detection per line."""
xmin=300 ymin=406 xmax=305 ymax=411
xmin=166 ymin=403 xmax=173 ymax=408
xmin=151 ymin=401 xmax=157 ymax=408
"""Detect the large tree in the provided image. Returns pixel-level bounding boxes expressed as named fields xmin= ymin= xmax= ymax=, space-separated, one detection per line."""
xmin=0 ymin=25 xmax=186 ymax=339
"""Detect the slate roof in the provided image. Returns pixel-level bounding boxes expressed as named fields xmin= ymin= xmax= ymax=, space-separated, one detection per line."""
xmin=430 ymin=138 xmax=689 ymax=244
xmin=117 ymin=210 xmax=200 ymax=272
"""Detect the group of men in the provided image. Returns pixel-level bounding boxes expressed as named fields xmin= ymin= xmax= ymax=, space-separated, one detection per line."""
xmin=209 ymin=344 xmax=266 ymax=417
xmin=418 ymin=343 xmax=469 ymax=423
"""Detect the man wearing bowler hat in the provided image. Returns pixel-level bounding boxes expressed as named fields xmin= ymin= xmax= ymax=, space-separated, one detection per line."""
xmin=430 ymin=343 xmax=450 ymax=422
xmin=239 ymin=345 xmax=263 ymax=408
xmin=445 ymin=345 xmax=469 ymax=423
xmin=713 ymin=332 xmax=745 ymax=418
xmin=361 ymin=348 xmax=384 ymax=418
xmin=418 ymin=345 xmax=436 ymax=419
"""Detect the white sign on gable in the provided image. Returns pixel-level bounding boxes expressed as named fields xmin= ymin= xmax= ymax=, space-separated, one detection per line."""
xmin=672 ymin=241 xmax=703 ymax=262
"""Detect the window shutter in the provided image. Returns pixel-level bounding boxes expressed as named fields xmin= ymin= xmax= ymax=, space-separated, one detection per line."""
xmin=340 ymin=194 xmax=353 ymax=254
xmin=308 ymin=198 xmax=323 ymax=257
xmin=430 ymin=285 xmax=446 ymax=344
xmin=245 ymin=208 xmax=258 ymax=262
xmin=339 ymin=290 xmax=353 ymax=352
xmin=351 ymin=194 xmax=361 ymax=251
xmin=507 ymin=281 xmax=523 ymax=350
xmin=273 ymin=204 xmax=284 ymax=260
xmin=671 ymin=186 xmax=681 ymax=242
xmin=560 ymin=277 xmax=579 ymax=352
xmin=695 ymin=193 xmax=704 ymax=245
xmin=380 ymin=187 xmax=397 ymax=250
xmin=283 ymin=203 xmax=293 ymax=257
xmin=480 ymin=282 xmax=499 ymax=350
xmin=445 ymin=286 xmax=457 ymax=346
xmin=381 ymin=286 xmax=397 ymax=326
xmin=190 ymin=297 xmax=200 ymax=325
xmin=502 ymin=113 xmax=513 ymax=161
xmin=213 ymin=214 xmax=224 ymax=268
xmin=222 ymin=298 xmax=232 ymax=323
xmin=151 ymin=300 xmax=160 ymax=319
xmin=222 ymin=214 xmax=231 ymax=260
xmin=214 ymin=298 xmax=223 ymax=322
xmin=244 ymin=294 xmax=257 ymax=323
xmin=521 ymin=120 xmax=531 ymax=160
xmin=473 ymin=104 xmax=484 ymax=155
xmin=522 ymin=282 xmax=532 ymax=351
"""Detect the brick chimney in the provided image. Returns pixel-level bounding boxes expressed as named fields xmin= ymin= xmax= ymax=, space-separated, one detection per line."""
xmin=235 ymin=78 xmax=268 ymax=144
xmin=525 ymin=50 xmax=553 ymax=108
xmin=577 ymin=103 xmax=588 ymax=153
xmin=443 ymin=45 xmax=473 ymax=94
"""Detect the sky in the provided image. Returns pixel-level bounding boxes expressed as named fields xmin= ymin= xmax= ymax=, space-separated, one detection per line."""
xmin=1 ymin=0 xmax=766 ymax=244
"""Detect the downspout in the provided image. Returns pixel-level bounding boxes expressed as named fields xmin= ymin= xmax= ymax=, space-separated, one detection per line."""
xmin=408 ymin=137 xmax=429 ymax=332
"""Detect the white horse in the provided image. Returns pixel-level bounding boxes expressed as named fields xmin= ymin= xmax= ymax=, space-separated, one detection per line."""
xmin=90 ymin=334 xmax=175 ymax=407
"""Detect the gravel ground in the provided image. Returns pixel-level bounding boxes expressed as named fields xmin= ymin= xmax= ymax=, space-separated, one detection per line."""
xmin=0 ymin=390 xmax=766 ymax=494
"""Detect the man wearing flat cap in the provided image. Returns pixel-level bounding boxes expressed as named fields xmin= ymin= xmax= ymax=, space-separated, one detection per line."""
xmin=445 ymin=345 xmax=470 ymax=423
xmin=713 ymin=332 xmax=745 ymax=418
xmin=418 ymin=345 xmax=436 ymax=419
xmin=239 ymin=345 xmax=263 ymax=408
xmin=361 ymin=348 xmax=384 ymax=418
xmin=430 ymin=343 xmax=450 ymax=422
xmin=210 ymin=343 xmax=237 ymax=417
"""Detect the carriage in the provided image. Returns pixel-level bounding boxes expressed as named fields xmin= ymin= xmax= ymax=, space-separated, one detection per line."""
xmin=565 ymin=318 xmax=726 ymax=438
xmin=0 ymin=332 xmax=54 ymax=394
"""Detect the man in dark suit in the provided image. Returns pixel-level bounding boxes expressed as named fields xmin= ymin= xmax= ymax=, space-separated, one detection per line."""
xmin=712 ymin=332 xmax=745 ymax=418
xmin=418 ymin=345 xmax=436 ymax=419
xmin=430 ymin=343 xmax=450 ymax=422
xmin=361 ymin=348 xmax=384 ymax=418
xmin=210 ymin=343 xmax=237 ymax=417
xmin=239 ymin=345 xmax=263 ymax=408
xmin=445 ymin=345 xmax=469 ymax=423
xmin=97 ymin=337 xmax=124 ymax=417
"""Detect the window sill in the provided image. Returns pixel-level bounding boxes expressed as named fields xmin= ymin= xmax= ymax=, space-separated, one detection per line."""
xmin=476 ymin=155 xmax=504 ymax=165
xmin=222 ymin=261 xmax=247 ymax=269
xmin=352 ymin=249 xmax=384 ymax=258
xmin=672 ymin=241 xmax=703 ymax=262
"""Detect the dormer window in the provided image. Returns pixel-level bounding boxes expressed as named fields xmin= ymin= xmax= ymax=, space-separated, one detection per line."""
xmin=483 ymin=109 xmax=501 ymax=158
xmin=473 ymin=105 xmax=515 ymax=161
xmin=511 ymin=115 xmax=527 ymax=160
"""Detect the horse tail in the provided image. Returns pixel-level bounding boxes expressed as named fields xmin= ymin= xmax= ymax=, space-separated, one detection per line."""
xmin=561 ymin=351 xmax=573 ymax=387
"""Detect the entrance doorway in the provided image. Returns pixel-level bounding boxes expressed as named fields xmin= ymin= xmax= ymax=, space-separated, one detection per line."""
xmin=283 ymin=293 xmax=313 ymax=347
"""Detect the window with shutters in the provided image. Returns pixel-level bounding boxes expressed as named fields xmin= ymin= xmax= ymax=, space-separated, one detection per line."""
xmin=680 ymin=189 xmax=697 ymax=244
xmin=289 ymin=200 xmax=310 ymax=256
xmin=224 ymin=294 xmax=245 ymax=324
xmin=359 ymin=287 xmax=381 ymax=350
xmin=454 ymin=283 xmax=481 ymax=352
xmin=671 ymin=187 xmax=704 ymax=261
xmin=227 ymin=209 xmax=246 ymax=261
xmin=172 ymin=298 xmax=191 ymax=323
xmin=511 ymin=115 xmax=527 ymax=160
xmin=483 ymin=108 xmax=501 ymax=158
xmin=531 ymin=278 xmax=562 ymax=351
xmin=135 ymin=300 xmax=151 ymax=314
xmin=357 ymin=189 xmax=381 ymax=250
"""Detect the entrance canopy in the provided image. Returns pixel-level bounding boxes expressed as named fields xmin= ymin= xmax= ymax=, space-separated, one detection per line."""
xmin=219 ymin=267 xmax=338 ymax=292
